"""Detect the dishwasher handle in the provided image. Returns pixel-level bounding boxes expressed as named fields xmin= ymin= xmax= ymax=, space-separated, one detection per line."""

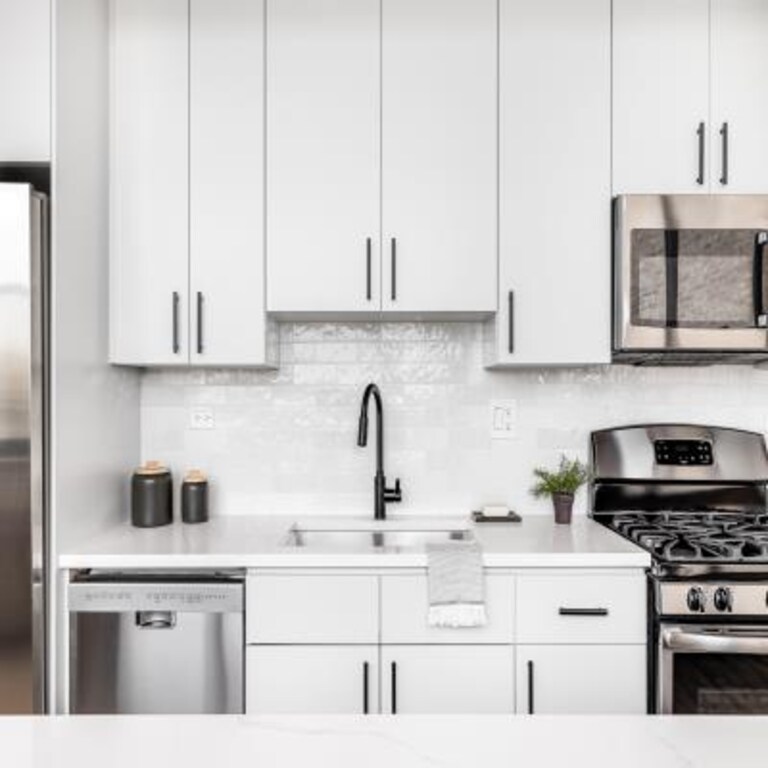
xmin=136 ymin=611 xmax=176 ymax=629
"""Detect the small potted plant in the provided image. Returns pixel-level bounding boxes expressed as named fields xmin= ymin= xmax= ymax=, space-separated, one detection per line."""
xmin=530 ymin=455 xmax=589 ymax=525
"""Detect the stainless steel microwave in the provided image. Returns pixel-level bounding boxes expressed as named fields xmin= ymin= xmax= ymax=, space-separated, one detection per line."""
xmin=614 ymin=195 xmax=768 ymax=364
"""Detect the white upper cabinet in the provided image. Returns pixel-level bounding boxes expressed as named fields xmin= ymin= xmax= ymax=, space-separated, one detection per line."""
xmin=613 ymin=0 xmax=710 ymax=194
xmin=110 ymin=0 xmax=189 ymax=366
xmin=710 ymin=0 xmax=768 ymax=193
xmin=190 ymin=0 xmax=268 ymax=365
xmin=614 ymin=0 xmax=768 ymax=195
xmin=381 ymin=0 xmax=497 ymax=314
xmin=266 ymin=0 xmax=497 ymax=316
xmin=266 ymin=0 xmax=380 ymax=314
xmin=489 ymin=0 xmax=611 ymax=366
xmin=110 ymin=0 xmax=273 ymax=366
xmin=0 ymin=0 xmax=50 ymax=161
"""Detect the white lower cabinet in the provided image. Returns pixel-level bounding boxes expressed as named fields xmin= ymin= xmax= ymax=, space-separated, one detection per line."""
xmin=516 ymin=645 xmax=647 ymax=715
xmin=246 ymin=646 xmax=378 ymax=715
xmin=245 ymin=570 xmax=647 ymax=715
xmin=381 ymin=646 xmax=515 ymax=715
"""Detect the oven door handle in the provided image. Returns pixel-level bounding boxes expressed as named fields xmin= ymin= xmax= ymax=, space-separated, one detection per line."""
xmin=662 ymin=627 xmax=768 ymax=655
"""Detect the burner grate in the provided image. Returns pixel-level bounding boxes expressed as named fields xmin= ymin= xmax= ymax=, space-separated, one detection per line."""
xmin=610 ymin=511 xmax=768 ymax=563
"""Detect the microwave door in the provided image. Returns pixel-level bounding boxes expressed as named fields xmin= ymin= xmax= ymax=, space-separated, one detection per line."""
xmin=615 ymin=195 xmax=768 ymax=354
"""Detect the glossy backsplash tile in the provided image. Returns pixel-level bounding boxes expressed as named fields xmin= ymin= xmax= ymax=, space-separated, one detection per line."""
xmin=141 ymin=323 xmax=768 ymax=518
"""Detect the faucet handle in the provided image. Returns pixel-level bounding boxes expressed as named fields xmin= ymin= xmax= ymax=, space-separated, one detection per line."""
xmin=385 ymin=478 xmax=402 ymax=503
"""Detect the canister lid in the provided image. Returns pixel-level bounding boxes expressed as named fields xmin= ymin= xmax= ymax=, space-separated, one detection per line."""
xmin=135 ymin=460 xmax=170 ymax=476
xmin=183 ymin=469 xmax=208 ymax=484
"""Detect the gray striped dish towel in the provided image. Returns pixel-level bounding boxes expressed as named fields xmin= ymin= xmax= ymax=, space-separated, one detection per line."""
xmin=426 ymin=539 xmax=487 ymax=628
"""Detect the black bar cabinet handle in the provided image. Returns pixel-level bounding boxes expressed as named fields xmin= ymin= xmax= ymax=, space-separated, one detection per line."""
xmin=172 ymin=292 xmax=180 ymax=354
xmin=391 ymin=661 xmax=397 ymax=714
xmin=527 ymin=660 xmax=534 ymax=714
xmin=508 ymin=291 xmax=514 ymax=353
xmin=390 ymin=238 xmax=397 ymax=301
xmin=366 ymin=238 xmax=372 ymax=302
xmin=720 ymin=122 xmax=729 ymax=186
xmin=558 ymin=607 xmax=609 ymax=617
xmin=696 ymin=121 xmax=705 ymax=186
xmin=362 ymin=661 xmax=369 ymax=714
xmin=196 ymin=291 xmax=204 ymax=355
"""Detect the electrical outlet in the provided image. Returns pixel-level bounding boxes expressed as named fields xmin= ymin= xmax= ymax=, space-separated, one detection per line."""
xmin=490 ymin=400 xmax=517 ymax=440
xmin=189 ymin=407 xmax=215 ymax=430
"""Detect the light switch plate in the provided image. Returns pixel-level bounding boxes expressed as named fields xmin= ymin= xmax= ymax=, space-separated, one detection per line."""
xmin=490 ymin=400 xmax=517 ymax=440
xmin=189 ymin=407 xmax=215 ymax=430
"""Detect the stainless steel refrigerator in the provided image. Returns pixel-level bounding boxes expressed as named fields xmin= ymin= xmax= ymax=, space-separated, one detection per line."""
xmin=0 ymin=182 xmax=47 ymax=713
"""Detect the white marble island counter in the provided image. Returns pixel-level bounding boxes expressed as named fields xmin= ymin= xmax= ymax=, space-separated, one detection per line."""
xmin=58 ymin=514 xmax=650 ymax=569
xmin=5 ymin=715 xmax=767 ymax=767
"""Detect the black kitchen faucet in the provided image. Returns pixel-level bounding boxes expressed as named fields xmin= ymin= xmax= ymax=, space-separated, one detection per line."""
xmin=357 ymin=383 xmax=402 ymax=520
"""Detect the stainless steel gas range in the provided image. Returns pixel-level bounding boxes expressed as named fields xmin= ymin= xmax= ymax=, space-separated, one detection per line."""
xmin=590 ymin=424 xmax=768 ymax=715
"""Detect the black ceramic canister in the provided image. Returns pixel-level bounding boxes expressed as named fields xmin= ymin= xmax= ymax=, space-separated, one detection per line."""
xmin=131 ymin=461 xmax=173 ymax=528
xmin=181 ymin=470 xmax=209 ymax=524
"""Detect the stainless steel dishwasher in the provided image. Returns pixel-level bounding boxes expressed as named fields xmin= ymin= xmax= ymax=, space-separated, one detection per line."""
xmin=68 ymin=571 xmax=244 ymax=714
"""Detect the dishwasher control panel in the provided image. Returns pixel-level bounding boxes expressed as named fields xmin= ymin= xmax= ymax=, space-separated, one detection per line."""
xmin=68 ymin=581 xmax=243 ymax=613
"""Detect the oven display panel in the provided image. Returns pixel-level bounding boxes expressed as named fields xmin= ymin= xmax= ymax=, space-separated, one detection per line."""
xmin=654 ymin=439 xmax=713 ymax=466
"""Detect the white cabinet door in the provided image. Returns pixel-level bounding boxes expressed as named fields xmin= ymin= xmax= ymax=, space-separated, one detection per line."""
xmin=0 ymin=0 xmax=50 ymax=161
xmin=516 ymin=645 xmax=647 ymax=715
xmin=516 ymin=572 xmax=647 ymax=645
xmin=492 ymin=0 xmax=610 ymax=366
xmin=266 ymin=0 xmax=380 ymax=314
xmin=246 ymin=574 xmax=379 ymax=644
xmin=381 ymin=574 xmax=515 ymax=644
xmin=381 ymin=0 xmax=497 ymax=314
xmin=710 ymin=0 xmax=768 ymax=194
xmin=381 ymin=646 xmax=515 ymax=714
xmin=109 ymin=0 xmax=189 ymax=365
xmin=246 ymin=646 xmax=378 ymax=715
xmin=612 ymin=0 xmax=710 ymax=193
xmin=190 ymin=0 xmax=270 ymax=365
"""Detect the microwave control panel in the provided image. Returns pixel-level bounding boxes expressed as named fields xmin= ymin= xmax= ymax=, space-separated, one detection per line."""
xmin=654 ymin=439 xmax=713 ymax=466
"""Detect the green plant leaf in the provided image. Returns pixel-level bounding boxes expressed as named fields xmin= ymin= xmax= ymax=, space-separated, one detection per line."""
xmin=530 ymin=454 xmax=589 ymax=498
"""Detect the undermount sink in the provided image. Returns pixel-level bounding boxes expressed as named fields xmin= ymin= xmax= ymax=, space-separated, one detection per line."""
xmin=283 ymin=526 xmax=473 ymax=552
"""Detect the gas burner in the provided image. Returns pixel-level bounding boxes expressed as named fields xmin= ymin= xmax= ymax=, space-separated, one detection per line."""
xmin=608 ymin=510 xmax=768 ymax=564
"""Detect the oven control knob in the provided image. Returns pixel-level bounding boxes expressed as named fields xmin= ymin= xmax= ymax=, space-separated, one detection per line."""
xmin=714 ymin=586 xmax=733 ymax=613
xmin=686 ymin=586 xmax=706 ymax=613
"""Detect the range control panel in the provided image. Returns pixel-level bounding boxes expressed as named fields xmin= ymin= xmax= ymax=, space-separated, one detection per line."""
xmin=654 ymin=439 xmax=713 ymax=466
xmin=658 ymin=581 xmax=768 ymax=617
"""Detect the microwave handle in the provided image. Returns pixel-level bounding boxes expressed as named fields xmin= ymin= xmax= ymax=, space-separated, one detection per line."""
xmin=754 ymin=232 xmax=768 ymax=328
xmin=662 ymin=627 xmax=768 ymax=655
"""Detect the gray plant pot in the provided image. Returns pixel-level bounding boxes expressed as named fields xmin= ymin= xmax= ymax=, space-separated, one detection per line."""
xmin=552 ymin=493 xmax=574 ymax=525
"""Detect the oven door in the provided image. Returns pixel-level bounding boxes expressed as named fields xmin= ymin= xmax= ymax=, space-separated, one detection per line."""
xmin=658 ymin=623 xmax=768 ymax=714
xmin=615 ymin=195 xmax=768 ymax=354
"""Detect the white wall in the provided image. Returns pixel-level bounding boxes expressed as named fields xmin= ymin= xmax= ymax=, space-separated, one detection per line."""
xmin=141 ymin=322 xmax=768 ymax=518
xmin=53 ymin=0 xmax=141 ymax=546
xmin=52 ymin=0 xmax=141 ymax=709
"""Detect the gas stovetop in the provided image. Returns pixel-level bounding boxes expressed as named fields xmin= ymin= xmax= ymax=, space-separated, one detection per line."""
xmin=609 ymin=511 xmax=768 ymax=563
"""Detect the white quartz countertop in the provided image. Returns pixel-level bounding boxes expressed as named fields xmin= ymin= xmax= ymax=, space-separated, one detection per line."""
xmin=3 ymin=715 xmax=767 ymax=768
xmin=58 ymin=514 xmax=650 ymax=569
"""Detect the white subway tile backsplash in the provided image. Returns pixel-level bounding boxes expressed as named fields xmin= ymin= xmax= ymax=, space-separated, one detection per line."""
xmin=140 ymin=322 xmax=768 ymax=518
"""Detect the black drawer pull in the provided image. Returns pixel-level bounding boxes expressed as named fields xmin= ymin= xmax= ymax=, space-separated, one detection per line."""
xmin=558 ymin=607 xmax=609 ymax=617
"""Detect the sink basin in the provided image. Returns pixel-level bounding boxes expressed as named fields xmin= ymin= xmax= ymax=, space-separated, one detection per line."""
xmin=283 ymin=527 xmax=473 ymax=552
